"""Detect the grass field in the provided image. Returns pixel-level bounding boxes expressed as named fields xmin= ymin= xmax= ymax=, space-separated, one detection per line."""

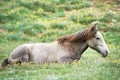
xmin=0 ymin=0 xmax=120 ymax=80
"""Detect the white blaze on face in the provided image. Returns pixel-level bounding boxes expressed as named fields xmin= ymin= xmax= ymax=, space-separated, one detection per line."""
xmin=96 ymin=32 xmax=109 ymax=55
xmin=88 ymin=31 xmax=109 ymax=57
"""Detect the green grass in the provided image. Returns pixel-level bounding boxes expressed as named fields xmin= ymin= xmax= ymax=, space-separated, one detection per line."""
xmin=0 ymin=0 xmax=120 ymax=80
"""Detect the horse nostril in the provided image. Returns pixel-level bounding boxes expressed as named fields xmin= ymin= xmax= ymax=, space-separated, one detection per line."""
xmin=106 ymin=51 xmax=108 ymax=54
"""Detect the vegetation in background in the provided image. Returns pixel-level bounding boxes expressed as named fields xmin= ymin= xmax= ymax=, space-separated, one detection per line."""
xmin=0 ymin=0 xmax=120 ymax=80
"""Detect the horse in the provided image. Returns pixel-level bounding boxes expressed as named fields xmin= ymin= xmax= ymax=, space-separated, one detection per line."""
xmin=2 ymin=23 xmax=109 ymax=67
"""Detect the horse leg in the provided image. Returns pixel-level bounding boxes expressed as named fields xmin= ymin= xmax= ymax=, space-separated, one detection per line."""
xmin=15 ymin=54 xmax=30 ymax=66
xmin=2 ymin=45 xmax=32 ymax=67
xmin=20 ymin=54 xmax=30 ymax=62
xmin=9 ymin=54 xmax=30 ymax=67
xmin=9 ymin=47 xmax=31 ymax=65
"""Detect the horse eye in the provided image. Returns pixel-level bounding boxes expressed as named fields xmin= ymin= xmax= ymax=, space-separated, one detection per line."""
xmin=96 ymin=37 xmax=100 ymax=40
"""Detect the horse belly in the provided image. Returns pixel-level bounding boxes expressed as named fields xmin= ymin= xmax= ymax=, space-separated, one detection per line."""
xmin=32 ymin=49 xmax=46 ymax=64
xmin=31 ymin=43 xmax=58 ymax=64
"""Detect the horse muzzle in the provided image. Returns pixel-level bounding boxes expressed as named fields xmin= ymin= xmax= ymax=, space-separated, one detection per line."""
xmin=101 ymin=50 xmax=109 ymax=58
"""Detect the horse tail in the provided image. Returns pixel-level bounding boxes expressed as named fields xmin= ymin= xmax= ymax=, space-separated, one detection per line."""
xmin=2 ymin=58 xmax=9 ymax=67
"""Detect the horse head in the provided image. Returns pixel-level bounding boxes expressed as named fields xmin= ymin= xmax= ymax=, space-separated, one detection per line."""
xmin=87 ymin=23 xmax=109 ymax=57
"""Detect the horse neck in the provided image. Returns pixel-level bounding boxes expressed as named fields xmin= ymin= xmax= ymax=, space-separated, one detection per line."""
xmin=71 ymin=41 xmax=88 ymax=59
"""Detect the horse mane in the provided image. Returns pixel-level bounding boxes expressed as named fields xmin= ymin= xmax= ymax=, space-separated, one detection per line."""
xmin=57 ymin=27 xmax=92 ymax=44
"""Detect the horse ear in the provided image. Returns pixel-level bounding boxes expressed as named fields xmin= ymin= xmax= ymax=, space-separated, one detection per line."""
xmin=90 ymin=23 xmax=98 ymax=34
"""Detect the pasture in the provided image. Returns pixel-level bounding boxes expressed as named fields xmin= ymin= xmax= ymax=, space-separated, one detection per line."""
xmin=0 ymin=0 xmax=120 ymax=80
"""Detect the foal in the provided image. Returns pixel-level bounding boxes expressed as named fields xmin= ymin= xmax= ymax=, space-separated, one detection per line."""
xmin=2 ymin=23 xmax=109 ymax=67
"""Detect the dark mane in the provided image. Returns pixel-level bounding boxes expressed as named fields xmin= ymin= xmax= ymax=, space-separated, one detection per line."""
xmin=57 ymin=27 xmax=91 ymax=43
